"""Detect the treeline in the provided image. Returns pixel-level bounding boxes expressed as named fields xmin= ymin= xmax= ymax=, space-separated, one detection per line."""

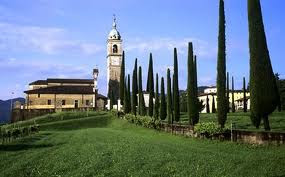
xmin=110 ymin=0 xmax=281 ymax=131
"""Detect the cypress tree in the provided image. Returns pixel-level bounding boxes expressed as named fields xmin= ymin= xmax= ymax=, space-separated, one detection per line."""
xmin=193 ymin=55 xmax=199 ymax=124
xmin=243 ymin=77 xmax=247 ymax=112
xmin=147 ymin=53 xmax=154 ymax=117
xmin=167 ymin=68 xmax=173 ymax=124
xmin=119 ymin=51 xmax=125 ymax=105
xmin=127 ymin=74 xmax=131 ymax=113
xmin=173 ymin=48 xmax=180 ymax=122
xmin=123 ymin=77 xmax=128 ymax=113
xmin=160 ymin=77 xmax=166 ymax=120
xmin=275 ymin=74 xmax=282 ymax=112
xmin=154 ymin=73 xmax=160 ymax=119
xmin=231 ymin=76 xmax=236 ymax=113
xmin=187 ymin=42 xmax=196 ymax=126
xmin=138 ymin=66 xmax=146 ymax=116
xmin=206 ymin=95 xmax=210 ymax=113
xmin=212 ymin=95 xmax=216 ymax=113
xmin=132 ymin=59 xmax=138 ymax=115
xmin=248 ymin=0 xmax=279 ymax=130
xmin=226 ymin=72 xmax=230 ymax=113
xmin=217 ymin=0 xmax=227 ymax=128
xmin=110 ymin=90 xmax=114 ymax=110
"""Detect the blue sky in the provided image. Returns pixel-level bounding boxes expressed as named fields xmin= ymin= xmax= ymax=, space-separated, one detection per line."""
xmin=0 ymin=0 xmax=284 ymax=100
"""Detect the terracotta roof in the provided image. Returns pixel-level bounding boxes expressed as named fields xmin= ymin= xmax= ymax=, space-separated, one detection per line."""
xmin=29 ymin=78 xmax=93 ymax=85
xmin=25 ymin=86 xmax=94 ymax=94
xmin=29 ymin=80 xmax=48 ymax=85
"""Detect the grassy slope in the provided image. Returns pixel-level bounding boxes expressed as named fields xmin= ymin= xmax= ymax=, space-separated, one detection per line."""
xmin=0 ymin=112 xmax=284 ymax=177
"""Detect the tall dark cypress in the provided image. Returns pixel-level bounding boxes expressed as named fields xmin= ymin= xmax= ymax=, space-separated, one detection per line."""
xmin=160 ymin=77 xmax=166 ymax=120
xmin=119 ymin=51 xmax=125 ymax=105
xmin=193 ymin=55 xmax=199 ymax=124
xmin=110 ymin=90 xmax=114 ymax=110
xmin=154 ymin=73 xmax=160 ymax=119
xmin=231 ymin=76 xmax=236 ymax=113
xmin=132 ymin=59 xmax=138 ymax=115
xmin=248 ymin=0 xmax=279 ymax=130
xmin=226 ymin=72 xmax=230 ymax=113
xmin=147 ymin=53 xmax=154 ymax=117
xmin=212 ymin=95 xmax=216 ymax=113
xmin=206 ymin=95 xmax=210 ymax=113
xmin=217 ymin=0 xmax=227 ymax=128
xmin=127 ymin=74 xmax=131 ymax=113
xmin=123 ymin=77 xmax=128 ymax=113
xmin=243 ymin=77 xmax=247 ymax=112
xmin=138 ymin=66 xmax=146 ymax=116
xmin=173 ymin=48 xmax=180 ymax=122
xmin=167 ymin=68 xmax=173 ymax=124
xmin=187 ymin=42 xmax=196 ymax=125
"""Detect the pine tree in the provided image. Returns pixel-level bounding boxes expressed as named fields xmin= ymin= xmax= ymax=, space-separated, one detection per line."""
xmin=167 ymin=68 xmax=173 ymax=124
xmin=248 ymin=0 xmax=279 ymax=130
xmin=154 ymin=73 xmax=160 ymax=119
xmin=231 ymin=76 xmax=236 ymax=113
xmin=147 ymin=53 xmax=154 ymax=117
xmin=212 ymin=95 xmax=216 ymax=113
xmin=226 ymin=72 xmax=230 ymax=113
xmin=119 ymin=51 xmax=125 ymax=105
xmin=217 ymin=0 xmax=227 ymax=128
xmin=206 ymin=95 xmax=210 ymax=113
xmin=243 ymin=77 xmax=247 ymax=112
xmin=132 ymin=59 xmax=138 ymax=115
xmin=193 ymin=55 xmax=199 ymax=124
xmin=127 ymin=74 xmax=131 ymax=113
xmin=160 ymin=77 xmax=167 ymax=120
xmin=173 ymin=48 xmax=180 ymax=122
xmin=187 ymin=42 xmax=197 ymax=125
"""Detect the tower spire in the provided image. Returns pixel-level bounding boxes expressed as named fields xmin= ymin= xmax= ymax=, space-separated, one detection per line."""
xmin=112 ymin=14 xmax=117 ymax=29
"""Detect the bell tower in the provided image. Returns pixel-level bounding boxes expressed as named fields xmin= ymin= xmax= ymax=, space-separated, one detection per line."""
xmin=107 ymin=15 xmax=122 ymax=100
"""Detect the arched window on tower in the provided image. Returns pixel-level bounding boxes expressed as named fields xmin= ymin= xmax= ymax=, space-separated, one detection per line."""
xmin=113 ymin=44 xmax=118 ymax=53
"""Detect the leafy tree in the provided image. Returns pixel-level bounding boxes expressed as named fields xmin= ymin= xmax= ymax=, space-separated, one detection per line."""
xmin=248 ymin=0 xmax=279 ymax=130
xmin=243 ymin=77 xmax=247 ymax=112
xmin=231 ymin=76 xmax=236 ymax=113
xmin=160 ymin=77 xmax=167 ymax=120
xmin=173 ymin=48 xmax=180 ymax=122
xmin=187 ymin=42 xmax=197 ymax=125
xmin=147 ymin=53 xmax=154 ymax=117
xmin=217 ymin=0 xmax=227 ymax=128
xmin=167 ymin=69 xmax=173 ymax=124
xmin=132 ymin=59 xmax=138 ymax=115
xmin=119 ymin=51 xmax=125 ymax=105
xmin=212 ymin=95 xmax=216 ymax=113
xmin=206 ymin=95 xmax=210 ymax=113
xmin=154 ymin=73 xmax=160 ymax=119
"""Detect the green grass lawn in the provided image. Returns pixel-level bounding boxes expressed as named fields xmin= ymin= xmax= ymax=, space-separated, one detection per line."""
xmin=0 ymin=112 xmax=285 ymax=177
xmin=179 ymin=111 xmax=285 ymax=132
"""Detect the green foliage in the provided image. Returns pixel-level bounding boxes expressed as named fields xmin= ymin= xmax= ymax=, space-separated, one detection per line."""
xmin=173 ymin=48 xmax=180 ymax=122
xmin=226 ymin=72 xmax=230 ymax=113
xmin=206 ymin=95 xmax=210 ymax=113
xmin=243 ymin=77 xmax=247 ymax=112
xmin=120 ymin=51 xmax=125 ymax=105
xmin=180 ymin=91 xmax=187 ymax=112
xmin=217 ymin=0 xmax=227 ymax=128
xmin=167 ymin=68 xmax=173 ymax=124
xmin=212 ymin=96 xmax=216 ymax=113
xmin=138 ymin=66 xmax=146 ymax=116
xmin=124 ymin=114 xmax=160 ymax=129
xmin=147 ymin=53 xmax=154 ymax=117
xmin=132 ymin=59 xmax=138 ymax=115
xmin=194 ymin=122 xmax=229 ymax=137
xmin=123 ymin=78 xmax=129 ymax=113
xmin=248 ymin=0 xmax=279 ymax=130
xmin=193 ymin=56 xmax=199 ymax=123
xmin=160 ymin=77 xmax=167 ymax=120
xmin=232 ymin=76 xmax=236 ymax=113
xmin=154 ymin=73 xmax=160 ymax=120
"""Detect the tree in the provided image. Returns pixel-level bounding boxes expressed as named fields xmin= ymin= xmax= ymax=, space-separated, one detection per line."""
xmin=243 ymin=77 xmax=247 ymax=112
xmin=110 ymin=90 xmax=115 ymax=110
xmin=206 ymin=95 xmax=210 ymax=113
xmin=226 ymin=72 xmax=230 ymax=113
xmin=275 ymin=73 xmax=282 ymax=112
xmin=123 ymin=77 xmax=128 ymax=113
xmin=138 ymin=66 xmax=146 ymax=116
xmin=193 ymin=55 xmax=199 ymax=124
xmin=147 ymin=53 xmax=154 ymax=117
xmin=154 ymin=73 xmax=160 ymax=119
xmin=173 ymin=48 xmax=180 ymax=122
xmin=231 ymin=76 xmax=236 ymax=113
xmin=160 ymin=77 xmax=166 ymax=120
xmin=167 ymin=68 xmax=173 ymax=124
xmin=217 ymin=0 xmax=227 ymax=128
xmin=119 ymin=51 xmax=125 ymax=105
xmin=212 ymin=95 xmax=216 ymax=113
xmin=127 ymin=74 xmax=131 ymax=113
xmin=187 ymin=42 xmax=197 ymax=125
xmin=132 ymin=59 xmax=138 ymax=115
xmin=248 ymin=0 xmax=279 ymax=130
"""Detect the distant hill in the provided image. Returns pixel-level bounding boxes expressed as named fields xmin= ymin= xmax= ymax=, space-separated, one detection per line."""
xmin=0 ymin=98 xmax=25 ymax=123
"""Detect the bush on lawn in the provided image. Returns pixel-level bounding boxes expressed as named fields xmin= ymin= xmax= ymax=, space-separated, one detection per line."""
xmin=124 ymin=114 xmax=160 ymax=129
xmin=194 ymin=122 xmax=229 ymax=137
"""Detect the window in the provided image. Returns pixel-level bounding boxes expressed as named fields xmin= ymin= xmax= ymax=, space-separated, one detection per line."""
xmin=38 ymin=94 xmax=40 ymax=98
xmin=47 ymin=100 xmax=51 ymax=105
xmin=112 ymin=44 xmax=118 ymax=53
xmin=86 ymin=100 xmax=90 ymax=106
xmin=62 ymin=100 xmax=66 ymax=105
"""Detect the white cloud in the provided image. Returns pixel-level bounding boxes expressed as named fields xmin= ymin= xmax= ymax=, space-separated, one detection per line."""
xmin=125 ymin=37 xmax=217 ymax=58
xmin=0 ymin=22 xmax=103 ymax=55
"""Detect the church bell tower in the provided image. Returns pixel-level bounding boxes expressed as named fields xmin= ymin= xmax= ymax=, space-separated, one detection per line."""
xmin=107 ymin=15 xmax=122 ymax=100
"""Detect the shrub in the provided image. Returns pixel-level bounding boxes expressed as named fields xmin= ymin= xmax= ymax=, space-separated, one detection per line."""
xmin=124 ymin=114 xmax=160 ymax=129
xmin=194 ymin=122 xmax=229 ymax=137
